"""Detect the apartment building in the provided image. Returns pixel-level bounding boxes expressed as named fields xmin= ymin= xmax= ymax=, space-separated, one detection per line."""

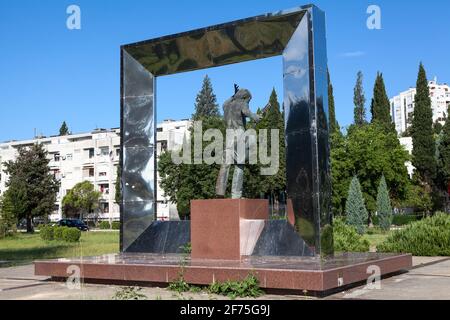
xmin=0 ymin=119 xmax=191 ymax=222
xmin=0 ymin=128 xmax=121 ymax=222
xmin=390 ymin=77 xmax=450 ymax=135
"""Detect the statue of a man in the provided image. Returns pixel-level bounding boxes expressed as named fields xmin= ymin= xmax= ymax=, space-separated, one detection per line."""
xmin=215 ymin=87 xmax=264 ymax=199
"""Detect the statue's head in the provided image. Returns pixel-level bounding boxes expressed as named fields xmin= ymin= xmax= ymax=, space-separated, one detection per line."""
xmin=234 ymin=88 xmax=252 ymax=103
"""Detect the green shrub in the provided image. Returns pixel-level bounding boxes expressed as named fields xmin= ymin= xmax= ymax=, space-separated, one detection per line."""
xmin=392 ymin=215 xmax=418 ymax=226
xmin=208 ymin=274 xmax=264 ymax=299
xmin=111 ymin=221 xmax=120 ymax=230
xmin=112 ymin=287 xmax=147 ymax=300
xmin=99 ymin=221 xmax=111 ymax=230
xmin=62 ymin=227 xmax=81 ymax=242
xmin=53 ymin=226 xmax=68 ymax=241
xmin=378 ymin=213 xmax=450 ymax=256
xmin=40 ymin=225 xmax=54 ymax=241
xmin=0 ymin=218 xmax=16 ymax=239
xmin=333 ymin=217 xmax=370 ymax=252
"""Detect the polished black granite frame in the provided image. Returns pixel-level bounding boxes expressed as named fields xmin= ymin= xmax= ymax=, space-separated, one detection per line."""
xmin=120 ymin=4 xmax=332 ymax=256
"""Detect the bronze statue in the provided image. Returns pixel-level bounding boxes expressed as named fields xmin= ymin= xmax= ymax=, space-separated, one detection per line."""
xmin=215 ymin=87 xmax=266 ymax=199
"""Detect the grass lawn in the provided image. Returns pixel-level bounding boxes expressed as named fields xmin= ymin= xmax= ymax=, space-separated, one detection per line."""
xmin=364 ymin=231 xmax=392 ymax=251
xmin=0 ymin=231 xmax=119 ymax=266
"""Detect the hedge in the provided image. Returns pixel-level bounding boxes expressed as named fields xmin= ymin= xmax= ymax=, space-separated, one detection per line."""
xmin=40 ymin=225 xmax=81 ymax=242
xmin=111 ymin=221 xmax=120 ymax=230
xmin=99 ymin=221 xmax=111 ymax=230
xmin=378 ymin=213 xmax=450 ymax=256
xmin=62 ymin=227 xmax=81 ymax=242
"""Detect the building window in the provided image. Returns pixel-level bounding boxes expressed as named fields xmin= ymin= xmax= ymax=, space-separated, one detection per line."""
xmin=100 ymin=147 xmax=109 ymax=156
xmin=100 ymin=202 xmax=109 ymax=213
xmin=161 ymin=140 xmax=168 ymax=152
xmin=116 ymin=149 xmax=120 ymax=157
xmin=89 ymin=168 xmax=94 ymax=177
xmin=86 ymin=148 xmax=95 ymax=159
xmin=66 ymin=153 xmax=73 ymax=161
xmin=54 ymin=153 xmax=61 ymax=162
xmin=99 ymin=171 xmax=107 ymax=177
xmin=99 ymin=184 xmax=109 ymax=194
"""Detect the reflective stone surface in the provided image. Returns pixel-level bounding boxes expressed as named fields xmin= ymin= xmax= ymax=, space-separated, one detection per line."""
xmin=283 ymin=6 xmax=331 ymax=256
xmin=39 ymin=252 xmax=410 ymax=272
xmin=121 ymin=51 xmax=156 ymax=251
xmin=123 ymin=10 xmax=307 ymax=76
xmin=252 ymin=221 xmax=314 ymax=256
xmin=126 ymin=221 xmax=190 ymax=254
xmin=121 ymin=4 xmax=331 ymax=256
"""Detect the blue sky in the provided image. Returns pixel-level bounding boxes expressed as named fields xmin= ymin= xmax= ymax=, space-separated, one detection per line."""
xmin=1 ymin=0 xmax=449 ymax=141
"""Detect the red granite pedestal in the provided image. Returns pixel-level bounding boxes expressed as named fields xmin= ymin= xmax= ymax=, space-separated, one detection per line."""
xmin=191 ymin=199 xmax=268 ymax=260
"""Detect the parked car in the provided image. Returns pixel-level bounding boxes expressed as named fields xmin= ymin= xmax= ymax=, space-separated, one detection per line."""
xmin=56 ymin=219 xmax=89 ymax=231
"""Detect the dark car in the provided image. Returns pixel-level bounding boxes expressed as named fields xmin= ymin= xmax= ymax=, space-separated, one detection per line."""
xmin=56 ymin=219 xmax=89 ymax=231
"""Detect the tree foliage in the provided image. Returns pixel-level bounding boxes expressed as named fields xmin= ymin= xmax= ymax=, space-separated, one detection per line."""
xmin=3 ymin=144 xmax=59 ymax=232
xmin=353 ymin=71 xmax=367 ymax=126
xmin=328 ymin=70 xmax=340 ymax=134
xmin=376 ymin=175 xmax=393 ymax=231
xmin=244 ymin=89 xmax=286 ymax=200
xmin=0 ymin=195 xmax=17 ymax=238
xmin=331 ymin=123 xmax=410 ymax=216
xmin=192 ymin=75 xmax=220 ymax=120
xmin=62 ymin=181 xmax=101 ymax=220
xmin=370 ymin=72 xmax=394 ymax=132
xmin=345 ymin=176 xmax=368 ymax=234
xmin=59 ymin=121 xmax=69 ymax=136
xmin=411 ymin=63 xmax=436 ymax=187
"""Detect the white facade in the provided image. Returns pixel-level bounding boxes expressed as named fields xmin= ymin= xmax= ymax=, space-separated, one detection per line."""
xmin=390 ymin=78 xmax=450 ymax=135
xmin=399 ymin=137 xmax=414 ymax=178
xmin=155 ymin=119 xmax=192 ymax=220
xmin=0 ymin=120 xmax=191 ymax=222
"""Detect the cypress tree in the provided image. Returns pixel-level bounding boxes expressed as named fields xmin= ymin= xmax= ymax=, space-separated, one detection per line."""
xmin=328 ymin=70 xmax=340 ymax=134
xmin=376 ymin=175 xmax=392 ymax=231
xmin=254 ymin=89 xmax=286 ymax=198
xmin=345 ymin=176 xmax=368 ymax=235
xmin=411 ymin=63 xmax=436 ymax=186
xmin=353 ymin=71 xmax=367 ymax=126
xmin=437 ymin=106 xmax=450 ymax=191
xmin=59 ymin=121 xmax=69 ymax=136
xmin=192 ymin=75 xmax=220 ymax=120
xmin=370 ymin=73 xmax=394 ymax=132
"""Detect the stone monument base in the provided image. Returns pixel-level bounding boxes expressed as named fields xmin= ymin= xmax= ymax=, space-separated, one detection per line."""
xmin=190 ymin=199 xmax=269 ymax=260
xmin=34 ymin=252 xmax=412 ymax=295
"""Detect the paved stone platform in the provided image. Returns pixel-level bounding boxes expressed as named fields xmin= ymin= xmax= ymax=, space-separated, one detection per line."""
xmin=1 ymin=258 xmax=449 ymax=299
xmin=34 ymin=252 xmax=412 ymax=293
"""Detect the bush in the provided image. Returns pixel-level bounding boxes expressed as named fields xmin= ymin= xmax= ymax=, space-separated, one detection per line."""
xmin=392 ymin=215 xmax=418 ymax=226
xmin=333 ymin=217 xmax=370 ymax=252
xmin=378 ymin=213 xmax=450 ymax=256
xmin=40 ymin=225 xmax=54 ymax=241
xmin=99 ymin=221 xmax=111 ymax=230
xmin=112 ymin=287 xmax=147 ymax=300
xmin=111 ymin=221 xmax=120 ymax=230
xmin=62 ymin=227 xmax=81 ymax=242
xmin=0 ymin=219 xmax=16 ymax=239
xmin=208 ymin=274 xmax=264 ymax=299
xmin=53 ymin=226 xmax=68 ymax=241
